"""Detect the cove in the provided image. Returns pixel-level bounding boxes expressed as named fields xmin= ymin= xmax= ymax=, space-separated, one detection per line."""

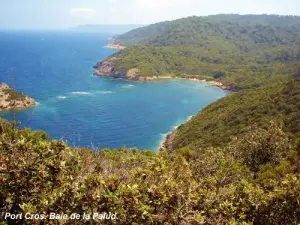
xmin=0 ymin=31 xmax=228 ymax=150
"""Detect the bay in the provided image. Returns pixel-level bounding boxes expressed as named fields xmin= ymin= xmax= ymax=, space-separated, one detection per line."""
xmin=0 ymin=31 xmax=228 ymax=150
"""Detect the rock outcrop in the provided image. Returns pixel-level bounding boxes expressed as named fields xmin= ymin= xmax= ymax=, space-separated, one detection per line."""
xmin=104 ymin=43 xmax=126 ymax=50
xmin=93 ymin=59 xmax=141 ymax=80
xmin=158 ymin=129 xmax=177 ymax=152
xmin=92 ymin=59 xmax=237 ymax=90
xmin=0 ymin=83 xmax=36 ymax=111
xmin=93 ymin=59 xmax=175 ymax=81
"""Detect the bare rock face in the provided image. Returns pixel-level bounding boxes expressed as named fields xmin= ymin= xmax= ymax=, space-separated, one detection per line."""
xmin=126 ymin=68 xmax=140 ymax=79
xmin=93 ymin=60 xmax=115 ymax=76
xmin=0 ymin=83 xmax=36 ymax=111
xmin=93 ymin=59 xmax=141 ymax=80
xmin=0 ymin=83 xmax=9 ymax=90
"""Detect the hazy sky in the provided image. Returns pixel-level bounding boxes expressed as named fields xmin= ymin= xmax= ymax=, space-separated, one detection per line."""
xmin=0 ymin=0 xmax=299 ymax=29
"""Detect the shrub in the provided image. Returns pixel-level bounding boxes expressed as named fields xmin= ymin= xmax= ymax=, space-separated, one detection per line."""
xmin=1 ymin=119 xmax=300 ymax=224
xmin=228 ymin=122 xmax=291 ymax=173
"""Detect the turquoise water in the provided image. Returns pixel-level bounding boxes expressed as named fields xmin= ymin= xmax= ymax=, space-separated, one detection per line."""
xmin=0 ymin=31 xmax=228 ymax=150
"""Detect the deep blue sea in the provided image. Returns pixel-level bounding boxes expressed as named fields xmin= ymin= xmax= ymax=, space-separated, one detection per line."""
xmin=0 ymin=31 xmax=228 ymax=150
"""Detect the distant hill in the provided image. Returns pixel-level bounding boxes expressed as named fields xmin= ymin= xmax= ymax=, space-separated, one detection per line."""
xmin=96 ymin=14 xmax=300 ymax=89
xmin=115 ymin=14 xmax=300 ymax=45
xmin=72 ymin=24 xmax=146 ymax=34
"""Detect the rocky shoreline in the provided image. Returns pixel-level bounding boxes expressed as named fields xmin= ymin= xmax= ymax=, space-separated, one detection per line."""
xmin=175 ymin=77 xmax=236 ymax=91
xmin=158 ymin=129 xmax=177 ymax=152
xmin=104 ymin=43 xmax=126 ymax=50
xmin=0 ymin=83 xmax=36 ymax=111
xmin=158 ymin=116 xmax=195 ymax=152
xmin=93 ymin=59 xmax=236 ymax=91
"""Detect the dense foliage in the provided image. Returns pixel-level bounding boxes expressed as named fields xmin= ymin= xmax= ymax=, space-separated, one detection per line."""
xmin=107 ymin=14 xmax=300 ymax=89
xmin=0 ymin=117 xmax=300 ymax=224
xmin=172 ymin=78 xmax=300 ymax=151
xmin=116 ymin=15 xmax=300 ymax=46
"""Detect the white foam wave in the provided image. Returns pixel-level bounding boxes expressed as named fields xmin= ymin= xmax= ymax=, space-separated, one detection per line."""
xmin=57 ymin=96 xmax=67 ymax=99
xmin=94 ymin=91 xmax=113 ymax=94
xmin=122 ymin=84 xmax=135 ymax=89
xmin=72 ymin=92 xmax=91 ymax=95
xmin=186 ymin=115 xmax=193 ymax=121
xmin=172 ymin=125 xmax=179 ymax=130
xmin=156 ymin=115 xmax=194 ymax=151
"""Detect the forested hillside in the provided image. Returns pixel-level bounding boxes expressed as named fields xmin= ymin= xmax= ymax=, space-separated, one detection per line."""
xmin=116 ymin=15 xmax=300 ymax=46
xmin=100 ymin=14 xmax=300 ymax=89
xmin=170 ymin=78 xmax=300 ymax=151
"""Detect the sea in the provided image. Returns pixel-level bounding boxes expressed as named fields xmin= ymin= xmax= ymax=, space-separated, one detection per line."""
xmin=0 ymin=31 xmax=228 ymax=151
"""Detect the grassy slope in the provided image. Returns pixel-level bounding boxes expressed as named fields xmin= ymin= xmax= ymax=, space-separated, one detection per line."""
xmin=172 ymin=78 xmax=300 ymax=150
xmin=106 ymin=15 xmax=300 ymax=89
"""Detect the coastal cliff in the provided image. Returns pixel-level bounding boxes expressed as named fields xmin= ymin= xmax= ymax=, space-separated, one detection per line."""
xmin=0 ymin=83 xmax=36 ymax=111
xmin=93 ymin=58 xmax=164 ymax=81
xmin=104 ymin=43 xmax=126 ymax=50
xmin=93 ymin=58 xmax=234 ymax=89
xmin=93 ymin=58 xmax=136 ymax=79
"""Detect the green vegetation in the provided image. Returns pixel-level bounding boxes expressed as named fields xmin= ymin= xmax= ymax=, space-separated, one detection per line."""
xmin=172 ymin=78 xmax=300 ymax=150
xmin=2 ymin=14 xmax=300 ymax=225
xmin=107 ymin=14 xmax=300 ymax=89
xmin=2 ymin=89 xmax=26 ymax=101
xmin=116 ymin=15 xmax=300 ymax=46
xmin=1 ymin=117 xmax=300 ymax=224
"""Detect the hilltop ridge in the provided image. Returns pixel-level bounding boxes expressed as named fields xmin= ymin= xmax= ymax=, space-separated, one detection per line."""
xmin=94 ymin=14 xmax=300 ymax=89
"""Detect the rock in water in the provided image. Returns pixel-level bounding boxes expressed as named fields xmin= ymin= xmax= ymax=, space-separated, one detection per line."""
xmin=0 ymin=83 xmax=36 ymax=111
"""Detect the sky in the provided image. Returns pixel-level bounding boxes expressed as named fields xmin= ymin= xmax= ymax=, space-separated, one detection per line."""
xmin=0 ymin=0 xmax=299 ymax=29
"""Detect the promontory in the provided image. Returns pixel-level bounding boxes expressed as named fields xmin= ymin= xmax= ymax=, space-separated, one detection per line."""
xmin=0 ymin=83 xmax=36 ymax=111
xmin=93 ymin=14 xmax=300 ymax=90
